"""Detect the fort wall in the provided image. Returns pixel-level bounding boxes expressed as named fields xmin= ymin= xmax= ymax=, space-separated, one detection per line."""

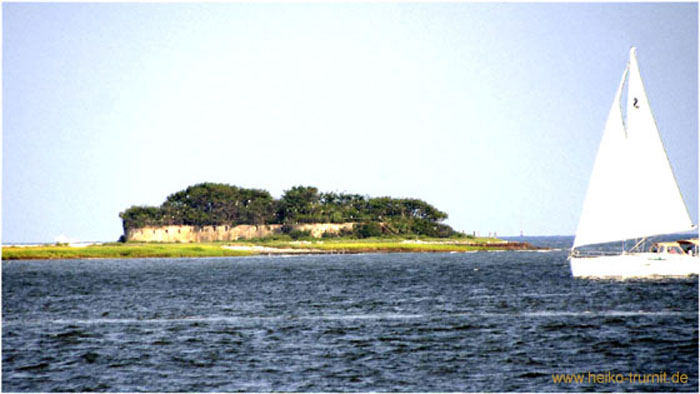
xmin=126 ymin=223 xmax=356 ymax=242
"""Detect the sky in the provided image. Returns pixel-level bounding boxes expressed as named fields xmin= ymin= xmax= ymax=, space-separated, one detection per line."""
xmin=2 ymin=2 xmax=698 ymax=243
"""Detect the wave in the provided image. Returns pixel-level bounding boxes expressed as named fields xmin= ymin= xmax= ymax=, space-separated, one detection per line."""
xmin=4 ymin=310 xmax=695 ymax=327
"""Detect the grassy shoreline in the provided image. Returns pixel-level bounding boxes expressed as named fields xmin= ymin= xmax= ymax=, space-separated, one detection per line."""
xmin=2 ymin=237 xmax=538 ymax=260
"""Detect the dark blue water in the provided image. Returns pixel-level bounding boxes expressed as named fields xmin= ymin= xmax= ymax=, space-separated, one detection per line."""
xmin=3 ymin=237 xmax=698 ymax=392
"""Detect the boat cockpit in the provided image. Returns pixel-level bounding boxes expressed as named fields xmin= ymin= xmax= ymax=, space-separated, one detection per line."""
xmin=649 ymin=239 xmax=698 ymax=256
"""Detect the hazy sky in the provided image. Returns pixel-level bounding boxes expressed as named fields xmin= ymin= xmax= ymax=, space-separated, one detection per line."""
xmin=3 ymin=2 xmax=698 ymax=243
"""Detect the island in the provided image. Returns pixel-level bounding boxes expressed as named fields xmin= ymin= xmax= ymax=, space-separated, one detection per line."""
xmin=2 ymin=183 xmax=537 ymax=260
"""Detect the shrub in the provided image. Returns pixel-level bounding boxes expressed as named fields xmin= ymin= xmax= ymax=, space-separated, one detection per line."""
xmin=355 ymin=222 xmax=383 ymax=238
xmin=322 ymin=231 xmax=339 ymax=239
xmin=288 ymin=229 xmax=312 ymax=240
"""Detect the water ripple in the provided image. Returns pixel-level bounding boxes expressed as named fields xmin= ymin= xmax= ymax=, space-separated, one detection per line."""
xmin=3 ymin=248 xmax=698 ymax=392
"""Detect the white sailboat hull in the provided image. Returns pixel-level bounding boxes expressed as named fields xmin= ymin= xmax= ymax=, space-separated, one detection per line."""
xmin=569 ymin=253 xmax=699 ymax=279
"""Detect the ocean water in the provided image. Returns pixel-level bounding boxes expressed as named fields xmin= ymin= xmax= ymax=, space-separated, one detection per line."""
xmin=2 ymin=237 xmax=698 ymax=392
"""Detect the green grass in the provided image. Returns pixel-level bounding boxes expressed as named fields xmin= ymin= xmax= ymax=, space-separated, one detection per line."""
xmin=236 ymin=235 xmax=500 ymax=245
xmin=1 ymin=242 xmax=254 ymax=260
xmin=2 ymin=236 xmax=529 ymax=260
xmin=232 ymin=236 xmax=511 ymax=253
xmin=296 ymin=241 xmax=483 ymax=253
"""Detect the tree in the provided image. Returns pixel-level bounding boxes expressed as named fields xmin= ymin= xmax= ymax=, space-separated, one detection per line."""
xmin=119 ymin=206 xmax=163 ymax=232
xmin=160 ymin=183 xmax=276 ymax=226
xmin=120 ymin=183 xmax=458 ymax=238
xmin=241 ymin=189 xmax=276 ymax=225
xmin=279 ymin=186 xmax=320 ymax=223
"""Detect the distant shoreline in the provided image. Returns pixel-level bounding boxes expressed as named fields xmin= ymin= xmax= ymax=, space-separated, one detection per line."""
xmin=1 ymin=238 xmax=540 ymax=260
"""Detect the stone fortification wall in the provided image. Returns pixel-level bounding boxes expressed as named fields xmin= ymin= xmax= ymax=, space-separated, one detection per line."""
xmin=126 ymin=223 xmax=355 ymax=242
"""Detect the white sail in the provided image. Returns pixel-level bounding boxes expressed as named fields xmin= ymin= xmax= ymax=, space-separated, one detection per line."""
xmin=573 ymin=48 xmax=694 ymax=249
xmin=573 ymin=65 xmax=632 ymax=248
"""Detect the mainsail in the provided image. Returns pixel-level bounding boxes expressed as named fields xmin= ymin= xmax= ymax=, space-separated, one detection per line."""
xmin=573 ymin=48 xmax=694 ymax=249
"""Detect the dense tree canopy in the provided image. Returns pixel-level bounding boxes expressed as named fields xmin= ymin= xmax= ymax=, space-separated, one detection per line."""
xmin=120 ymin=183 xmax=457 ymax=237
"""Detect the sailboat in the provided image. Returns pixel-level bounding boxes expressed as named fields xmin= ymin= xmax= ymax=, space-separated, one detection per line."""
xmin=569 ymin=47 xmax=698 ymax=279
